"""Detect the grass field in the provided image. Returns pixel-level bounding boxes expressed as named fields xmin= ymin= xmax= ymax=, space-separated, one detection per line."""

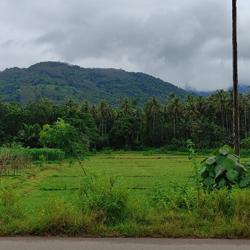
xmin=0 ymin=151 xmax=250 ymax=237
xmin=1 ymin=151 xmax=250 ymax=212
xmin=1 ymin=152 xmax=202 ymax=206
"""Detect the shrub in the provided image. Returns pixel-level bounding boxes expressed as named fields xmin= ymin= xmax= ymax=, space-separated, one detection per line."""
xmin=79 ymin=176 xmax=128 ymax=225
xmin=16 ymin=123 xmax=41 ymax=148
xmin=241 ymin=137 xmax=250 ymax=149
xmin=200 ymin=145 xmax=249 ymax=190
xmin=150 ymin=183 xmax=197 ymax=210
xmin=39 ymin=118 xmax=89 ymax=157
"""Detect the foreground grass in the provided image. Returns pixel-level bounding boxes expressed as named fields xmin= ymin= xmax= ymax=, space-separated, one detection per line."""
xmin=0 ymin=152 xmax=249 ymax=238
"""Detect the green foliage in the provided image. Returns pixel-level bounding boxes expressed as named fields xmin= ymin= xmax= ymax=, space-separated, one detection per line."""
xmin=198 ymin=188 xmax=235 ymax=219
xmin=187 ymin=139 xmax=202 ymax=207
xmin=110 ymin=100 xmax=142 ymax=149
xmin=79 ymin=176 xmax=128 ymax=225
xmin=200 ymin=146 xmax=249 ymax=190
xmin=26 ymin=148 xmax=65 ymax=162
xmin=1 ymin=88 xmax=250 ymax=151
xmin=241 ymin=137 xmax=250 ymax=149
xmin=0 ymin=62 xmax=188 ymax=105
xmin=0 ymin=146 xmax=64 ymax=172
xmin=0 ymin=152 xmax=249 ymax=237
xmin=39 ymin=118 xmax=88 ymax=157
xmin=149 ymin=184 xmax=250 ymax=237
xmin=144 ymin=97 xmax=163 ymax=146
xmin=151 ymin=183 xmax=197 ymax=210
xmin=0 ymin=189 xmax=23 ymax=224
xmin=16 ymin=123 xmax=41 ymax=148
xmin=33 ymin=199 xmax=81 ymax=235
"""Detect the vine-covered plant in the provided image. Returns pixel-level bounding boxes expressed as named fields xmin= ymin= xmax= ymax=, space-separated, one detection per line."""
xmin=200 ymin=146 xmax=249 ymax=190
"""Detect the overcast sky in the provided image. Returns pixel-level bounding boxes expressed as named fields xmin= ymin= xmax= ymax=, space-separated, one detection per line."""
xmin=0 ymin=0 xmax=249 ymax=91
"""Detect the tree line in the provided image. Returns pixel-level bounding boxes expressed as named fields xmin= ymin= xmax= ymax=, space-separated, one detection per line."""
xmin=0 ymin=90 xmax=250 ymax=151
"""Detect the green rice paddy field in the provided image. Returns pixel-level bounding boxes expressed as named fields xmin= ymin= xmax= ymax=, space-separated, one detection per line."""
xmin=1 ymin=152 xmax=250 ymax=212
xmin=1 ymin=151 xmax=250 ymax=237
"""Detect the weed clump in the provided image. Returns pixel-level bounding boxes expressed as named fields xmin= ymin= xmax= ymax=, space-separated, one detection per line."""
xmin=0 ymin=146 xmax=31 ymax=176
xmin=29 ymin=199 xmax=92 ymax=235
xmin=0 ymin=189 xmax=23 ymax=224
xmin=79 ymin=176 xmax=129 ymax=225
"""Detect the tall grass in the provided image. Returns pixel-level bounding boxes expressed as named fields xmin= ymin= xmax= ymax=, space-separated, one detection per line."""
xmin=26 ymin=148 xmax=65 ymax=162
xmin=0 ymin=146 xmax=31 ymax=176
xmin=79 ymin=176 xmax=129 ymax=225
xmin=0 ymin=181 xmax=249 ymax=237
xmin=0 ymin=146 xmax=65 ymax=167
xmin=0 ymin=148 xmax=249 ymax=237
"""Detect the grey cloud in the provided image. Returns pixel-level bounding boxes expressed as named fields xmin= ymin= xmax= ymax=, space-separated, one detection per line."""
xmin=0 ymin=0 xmax=249 ymax=91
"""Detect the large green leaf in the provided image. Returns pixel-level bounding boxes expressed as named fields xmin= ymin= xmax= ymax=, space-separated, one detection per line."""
xmin=203 ymin=177 xmax=215 ymax=188
xmin=218 ymin=158 xmax=235 ymax=171
xmin=219 ymin=147 xmax=229 ymax=156
xmin=226 ymin=169 xmax=239 ymax=183
xmin=227 ymin=154 xmax=239 ymax=163
xmin=235 ymin=163 xmax=248 ymax=173
xmin=239 ymin=177 xmax=250 ymax=188
xmin=217 ymin=178 xmax=227 ymax=188
xmin=205 ymin=156 xmax=216 ymax=166
xmin=199 ymin=166 xmax=208 ymax=177
xmin=215 ymin=168 xmax=226 ymax=180
xmin=200 ymin=146 xmax=248 ymax=190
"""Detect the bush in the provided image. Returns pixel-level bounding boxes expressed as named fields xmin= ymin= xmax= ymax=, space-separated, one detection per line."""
xmin=147 ymin=187 xmax=243 ymax=237
xmin=200 ymin=145 xmax=249 ymax=190
xmin=16 ymin=123 xmax=41 ymax=148
xmin=150 ymin=183 xmax=197 ymax=210
xmin=39 ymin=118 xmax=89 ymax=157
xmin=79 ymin=176 xmax=128 ymax=225
xmin=241 ymin=137 xmax=250 ymax=149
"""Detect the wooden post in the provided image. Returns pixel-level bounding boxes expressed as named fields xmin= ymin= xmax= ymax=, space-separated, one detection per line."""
xmin=232 ymin=0 xmax=240 ymax=155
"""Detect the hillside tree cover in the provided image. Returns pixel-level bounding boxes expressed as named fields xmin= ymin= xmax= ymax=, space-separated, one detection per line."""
xmin=1 ymin=91 xmax=250 ymax=151
xmin=0 ymin=62 xmax=188 ymax=105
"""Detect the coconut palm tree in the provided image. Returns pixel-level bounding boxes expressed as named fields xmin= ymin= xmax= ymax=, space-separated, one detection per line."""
xmin=232 ymin=0 xmax=240 ymax=155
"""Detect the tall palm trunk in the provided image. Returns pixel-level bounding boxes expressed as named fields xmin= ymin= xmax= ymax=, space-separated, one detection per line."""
xmin=232 ymin=0 xmax=240 ymax=155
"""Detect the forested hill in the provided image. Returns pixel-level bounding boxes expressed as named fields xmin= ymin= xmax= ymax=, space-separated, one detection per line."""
xmin=0 ymin=62 xmax=189 ymax=105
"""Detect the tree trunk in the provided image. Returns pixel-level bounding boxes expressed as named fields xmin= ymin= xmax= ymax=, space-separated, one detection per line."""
xmin=232 ymin=0 xmax=240 ymax=155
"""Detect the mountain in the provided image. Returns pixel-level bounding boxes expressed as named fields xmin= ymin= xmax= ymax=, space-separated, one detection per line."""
xmin=238 ymin=84 xmax=250 ymax=94
xmin=190 ymin=84 xmax=250 ymax=97
xmin=189 ymin=90 xmax=213 ymax=97
xmin=0 ymin=62 xmax=189 ymax=105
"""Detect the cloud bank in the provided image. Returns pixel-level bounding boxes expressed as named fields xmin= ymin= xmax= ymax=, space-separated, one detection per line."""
xmin=0 ymin=0 xmax=249 ymax=90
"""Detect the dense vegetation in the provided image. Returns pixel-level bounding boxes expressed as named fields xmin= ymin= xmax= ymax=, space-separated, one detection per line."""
xmin=0 ymin=92 xmax=250 ymax=237
xmin=0 ymin=152 xmax=249 ymax=237
xmin=0 ymin=62 xmax=188 ymax=105
xmin=1 ymin=90 xmax=250 ymax=151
